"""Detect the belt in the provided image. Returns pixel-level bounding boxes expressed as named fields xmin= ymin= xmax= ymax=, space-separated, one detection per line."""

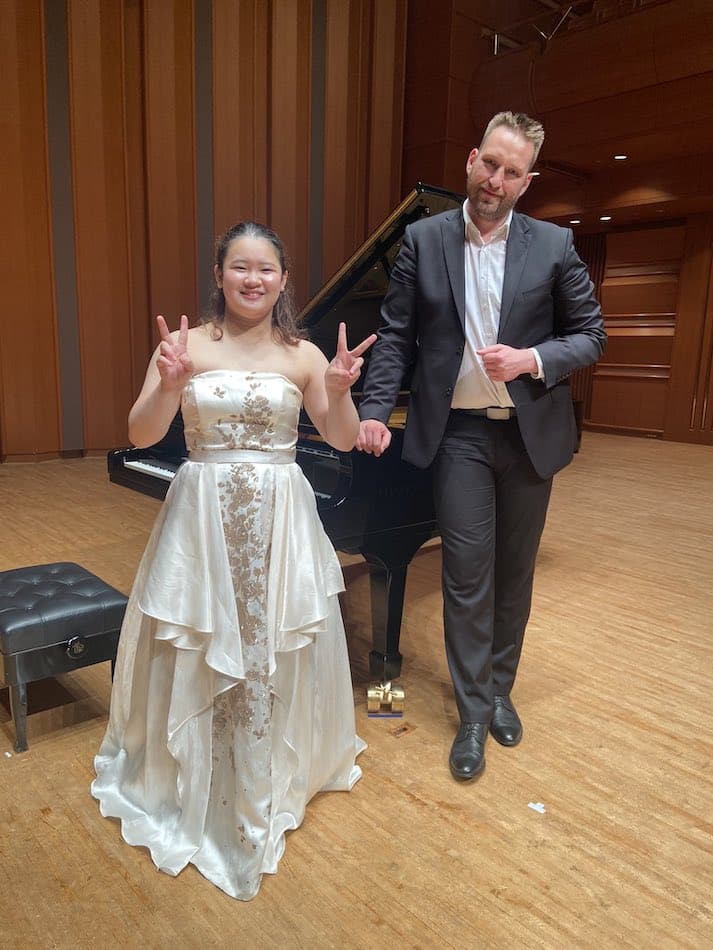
xmin=188 ymin=448 xmax=296 ymax=464
xmin=453 ymin=407 xmax=517 ymax=420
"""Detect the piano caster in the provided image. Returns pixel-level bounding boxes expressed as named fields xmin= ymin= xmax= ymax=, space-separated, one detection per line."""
xmin=367 ymin=681 xmax=405 ymax=717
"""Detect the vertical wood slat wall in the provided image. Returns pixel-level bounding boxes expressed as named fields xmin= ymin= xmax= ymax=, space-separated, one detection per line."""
xmin=143 ymin=1 xmax=199 ymax=328
xmin=321 ymin=0 xmax=407 ymax=283
xmin=67 ymin=0 xmax=136 ymax=451
xmin=269 ymin=0 xmax=313 ymax=307
xmin=2 ymin=0 xmax=62 ymax=460
xmin=665 ymin=215 xmax=713 ymax=445
xmin=2 ymin=0 xmax=407 ymax=461
xmin=571 ymin=232 xmax=606 ymax=421
xmin=212 ymin=0 xmax=269 ymax=237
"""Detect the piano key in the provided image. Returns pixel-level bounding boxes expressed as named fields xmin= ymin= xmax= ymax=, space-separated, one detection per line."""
xmin=123 ymin=459 xmax=180 ymax=482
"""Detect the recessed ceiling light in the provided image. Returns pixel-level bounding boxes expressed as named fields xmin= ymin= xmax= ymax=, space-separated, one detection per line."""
xmin=600 ymin=215 xmax=612 ymax=221
xmin=614 ymin=154 xmax=628 ymax=160
xmin=570 ymin=219 xmax=581 ymax=224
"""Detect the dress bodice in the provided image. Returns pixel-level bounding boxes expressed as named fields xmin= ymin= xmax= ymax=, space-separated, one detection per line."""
xmin=181 ymin=371 xmax=303 ymax=456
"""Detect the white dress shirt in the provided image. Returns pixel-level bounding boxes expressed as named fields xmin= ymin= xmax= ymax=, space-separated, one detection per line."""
xmin=451 ymin=202 xmax=543 ymax=410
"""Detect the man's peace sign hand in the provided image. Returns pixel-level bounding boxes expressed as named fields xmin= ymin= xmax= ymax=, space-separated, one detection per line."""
xmin=155 ymin=314 xmax=195 ymax=391
xmin=325 ymin=322 xmax=377 ymax=395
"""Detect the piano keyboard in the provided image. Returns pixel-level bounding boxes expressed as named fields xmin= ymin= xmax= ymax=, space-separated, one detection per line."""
xmin=123 ymin=459 xmax=181 ymax=482
xmin=123 ymin=458 xmax=332 ymax=502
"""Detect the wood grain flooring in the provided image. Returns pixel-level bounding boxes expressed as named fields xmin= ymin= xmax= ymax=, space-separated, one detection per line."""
xmin=0 ymin=432 xmax=711 ymax=949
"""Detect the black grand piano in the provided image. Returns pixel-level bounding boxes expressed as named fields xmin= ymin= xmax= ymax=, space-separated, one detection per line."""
xmin=108 ymin=184 xmax=464 ymax=681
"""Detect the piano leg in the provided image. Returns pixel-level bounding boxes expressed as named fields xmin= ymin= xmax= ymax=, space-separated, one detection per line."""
xmin=364 ymin=556 xmax=407 ymax=681
xmin=362 ymin=529 xmax=434 ymax=681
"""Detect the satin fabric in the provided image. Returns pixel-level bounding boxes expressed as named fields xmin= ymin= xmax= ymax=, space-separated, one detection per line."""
xmin=92 ymin=371 xmax=365 ymax=899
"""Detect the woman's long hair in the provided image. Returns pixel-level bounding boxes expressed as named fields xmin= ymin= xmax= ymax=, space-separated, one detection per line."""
xmin=202 ymin=221 xmax=305 ymax=344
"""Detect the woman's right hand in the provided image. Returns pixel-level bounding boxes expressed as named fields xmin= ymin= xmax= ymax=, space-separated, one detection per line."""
xmin=155 ymin=314 xmax=194 ymax=390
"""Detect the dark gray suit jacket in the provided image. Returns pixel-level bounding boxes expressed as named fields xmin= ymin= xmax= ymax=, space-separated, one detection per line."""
xmin=359 ymin=208 xmax=607 ymax=480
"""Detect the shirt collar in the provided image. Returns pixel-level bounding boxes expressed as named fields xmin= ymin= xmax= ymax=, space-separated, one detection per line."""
xmin=462 ymin=200 xmax=512 ymax=246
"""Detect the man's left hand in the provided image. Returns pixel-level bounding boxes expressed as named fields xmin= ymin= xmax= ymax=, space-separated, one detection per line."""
xmin=476 ymin=344 xmax=536 ymax=382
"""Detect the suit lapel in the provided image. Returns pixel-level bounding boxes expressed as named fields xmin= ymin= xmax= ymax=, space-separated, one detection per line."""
xmin=441 ymin=211 xmax=466 ymax=331
xmin=499 ymin=213 xmax=531 ymax=339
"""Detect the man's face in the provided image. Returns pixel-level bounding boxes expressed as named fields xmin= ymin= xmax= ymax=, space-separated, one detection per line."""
xmin=465 ymin=126 xmax=535 ymax=224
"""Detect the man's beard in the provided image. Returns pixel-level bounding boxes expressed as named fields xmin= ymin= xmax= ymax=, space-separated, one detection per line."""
xmin=470 ymin=187 xmax=517 ymax=220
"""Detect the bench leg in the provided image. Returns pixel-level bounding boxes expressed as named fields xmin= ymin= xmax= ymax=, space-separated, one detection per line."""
xmin=9 ymin=682 xmax=28 ymax=753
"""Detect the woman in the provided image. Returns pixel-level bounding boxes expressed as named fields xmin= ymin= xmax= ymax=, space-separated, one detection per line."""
xmin=92 ymin=221 xmax=375 ymax=900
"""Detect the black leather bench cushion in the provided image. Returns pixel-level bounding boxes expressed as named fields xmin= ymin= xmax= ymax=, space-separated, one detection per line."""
xmin=0 ymin=562 xmax=128 ymax=654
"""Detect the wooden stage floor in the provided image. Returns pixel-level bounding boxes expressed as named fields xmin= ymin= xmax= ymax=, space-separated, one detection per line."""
xmin=0 ymin=433 xmax=711 ymax=949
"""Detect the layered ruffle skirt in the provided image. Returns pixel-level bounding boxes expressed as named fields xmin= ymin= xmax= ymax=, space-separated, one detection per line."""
xmin=92 ymin=453 xmax=365 ymax=899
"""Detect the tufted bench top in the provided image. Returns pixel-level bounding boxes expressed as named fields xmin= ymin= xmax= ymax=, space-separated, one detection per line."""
xmin=0 ymin=562 xmax=128 ymax=654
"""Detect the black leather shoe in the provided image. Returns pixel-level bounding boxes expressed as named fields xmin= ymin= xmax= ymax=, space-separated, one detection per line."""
xmin=489 ymin=695 xmax=522 ymax=746
xmin=449 ymin=722 xmax=487 ymax=780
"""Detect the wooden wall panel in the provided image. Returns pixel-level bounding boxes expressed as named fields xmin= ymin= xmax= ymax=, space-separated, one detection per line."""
xmin=321 ymin=0 xmax=370 ymax=283
xmin=533 ymin=72 xmax=713 ymax=160
xmin=322 ymin=0 xmax=408 ymax=284
xmin=143 ymin=0 xmax=197 ymax=330
xmin=590 ymin=373 xmax=668 ymax=433
xmin=599 ymin=275 xmax=679 ymax=317
xmin=212 ymin=0 xmax=269 ymax=237
xmin=123 ymin=0 xmax=151 ymax=398
xmin=665 ymin=215 xmax=713 ymax=444
xmin=2 ymin=0 xmax=408 ymax=462
xmin=269 ymin=0 xmax=312 ymax=306
xmin=589 ymin=224 xmax=684 ymax=438
xmin=471 ymin=0 xmax=713 ymax=130
xmin=366 ymin=0 xmax=407 ymax=233
xmin=602 ymin=332 xmax=673 ymax=368
xmin=402 ymin=73 xmax=450 ymax=151
xmin=571 ymin=232 xmax=606 ymax=420
xmin=67 ymin=0 xmax=134 ymax=450
xmin=606 ymin=228 xmax=686 ymax=268
xmin=534 ymin=0 xmax=713 ymax=113
xmin=1 ymin=0 xmax=61 ymax=459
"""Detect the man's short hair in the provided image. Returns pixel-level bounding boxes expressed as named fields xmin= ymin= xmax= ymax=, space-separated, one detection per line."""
xmin=481 ymin=111 xmax=545 ymax=169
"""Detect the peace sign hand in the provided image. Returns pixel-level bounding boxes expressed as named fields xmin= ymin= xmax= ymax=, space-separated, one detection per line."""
xmin=155 ymin=314 xmax=195 ymax=391
xmin=325 ymin=322 xmax=377 ymax=395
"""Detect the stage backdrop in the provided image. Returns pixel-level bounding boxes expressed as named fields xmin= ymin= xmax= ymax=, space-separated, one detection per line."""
xmin=1 ymin=0 xmax=407 ymax=459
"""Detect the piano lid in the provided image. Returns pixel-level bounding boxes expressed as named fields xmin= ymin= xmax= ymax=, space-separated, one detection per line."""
xmin=297 ymin=183 xmax=463 ymax=394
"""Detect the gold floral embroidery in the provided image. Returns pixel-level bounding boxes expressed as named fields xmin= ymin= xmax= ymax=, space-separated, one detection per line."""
xmin=213 ymin=457 xmax=273 ymax=778
xmin=176 ymin=372 xmax=295 ymax=891
xmin=213 ymin=379 xmax=277 ymax=450
xmin=181 ymin=372 xmax=299 ymax=455
xmin=184 ymin=375 xmax=281 ymax=788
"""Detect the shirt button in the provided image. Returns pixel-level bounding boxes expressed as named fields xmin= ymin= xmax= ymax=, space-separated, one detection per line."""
xmin=445 ymin=387 xmax=453 ymax=397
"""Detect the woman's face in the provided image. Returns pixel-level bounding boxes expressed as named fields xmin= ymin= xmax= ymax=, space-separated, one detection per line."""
xmin=215 ymin=236 xmax=287 ymax=324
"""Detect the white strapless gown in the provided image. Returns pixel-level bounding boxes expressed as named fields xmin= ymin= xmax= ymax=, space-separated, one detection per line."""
xmin=92 ymin=371 xmax=365 ymax=899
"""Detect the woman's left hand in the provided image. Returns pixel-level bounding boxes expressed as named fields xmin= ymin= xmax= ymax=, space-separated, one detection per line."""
xmin=325 ymin=322 xmax=377 ymax=394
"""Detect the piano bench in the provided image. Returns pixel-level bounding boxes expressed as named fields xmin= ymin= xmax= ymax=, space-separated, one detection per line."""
xmin=0 ymin=562 xmax=127 ymax=753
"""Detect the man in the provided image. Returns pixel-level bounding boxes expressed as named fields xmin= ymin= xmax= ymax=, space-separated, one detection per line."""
xmin=357 ymin=111 xmax=606 ymax=781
